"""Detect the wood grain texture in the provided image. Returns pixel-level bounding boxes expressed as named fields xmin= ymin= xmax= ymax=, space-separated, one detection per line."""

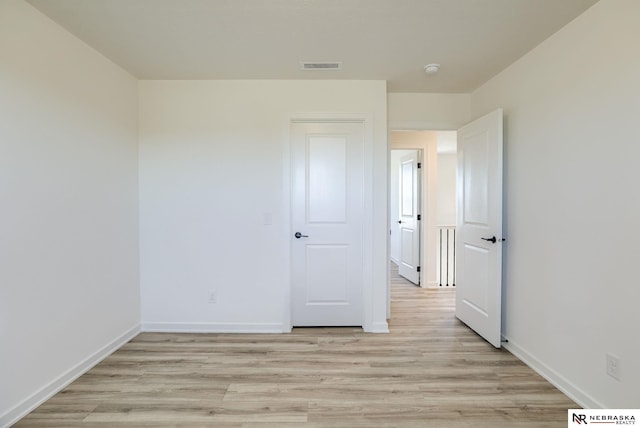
xmin=16 ymin=264 xmax=576 ymax=427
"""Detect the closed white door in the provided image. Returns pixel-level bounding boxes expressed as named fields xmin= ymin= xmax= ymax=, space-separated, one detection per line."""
xmin=455 ymin=109 xmax=504 ymax=348
xmin=398 ymin=151 xmax=421 ymax=285
xmin=291 ymin=121 xmax=364 ymax=326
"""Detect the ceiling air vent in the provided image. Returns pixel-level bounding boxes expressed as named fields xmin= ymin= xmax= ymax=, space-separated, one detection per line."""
xmin=300 ymin=61 xmax=342 ymax=71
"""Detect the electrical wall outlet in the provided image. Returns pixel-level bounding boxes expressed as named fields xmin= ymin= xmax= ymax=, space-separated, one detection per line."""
xmin=606 ymin=353 xmax=620 ymax=381
xmin=208 ymin=289 xmax=217 ymax=304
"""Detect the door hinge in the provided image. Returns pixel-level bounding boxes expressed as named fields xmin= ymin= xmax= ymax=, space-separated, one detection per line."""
xmin=417 ymin=162 xmax=421 ymax=168
xmin=417 ymin=266 xmax=421 ymax=272
xmin=417 ymin=214 xmax=421 ymax=221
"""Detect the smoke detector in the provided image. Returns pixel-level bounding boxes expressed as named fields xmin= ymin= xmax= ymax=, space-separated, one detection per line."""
xmin=424 ymin=64 xmax=440 ymax=75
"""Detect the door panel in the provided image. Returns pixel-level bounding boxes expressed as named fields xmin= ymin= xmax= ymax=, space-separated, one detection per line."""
xmin=401 ymin=161 xmax=414 ymax=216
xmin=461 ymin=243 xmax=489 ymax=315
xmin=306 ymin=245 xmax=348 ymax=303
xmin=291 ymin=121 xmax=364 ymax=327
xmin=462 ymin=131 xmax=489 ymax=225
xmin=308 ymin=137 xmax=347 ymax=223
xmin=456 ymin=109 xmax=503 ymax=348
xmin=398 ymin=152 xmax=421 ymax=285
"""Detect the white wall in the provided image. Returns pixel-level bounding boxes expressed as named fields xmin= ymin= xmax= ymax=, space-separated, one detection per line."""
xmin=471 ymin=0 xmax=640 ymax=408
xmin=436 ymin=153 xmax=457 ymax=226
xmin=388 ymin=93 xmax=471 ymax=130
xmin=0 ymin=0 xmax=140 ymax=424
xmin=139 ymin=80 xmax=388 ymax=333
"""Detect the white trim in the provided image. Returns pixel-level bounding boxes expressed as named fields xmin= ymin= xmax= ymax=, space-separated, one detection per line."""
xmin=362 ymin=114 xmax=375 ymax=332
xmin=284 ymin=113 xmax=374 ymax=332
xmin=142 ymin=322 xmax=287 ymax=334
xmin=281 ymin=115 xmax=293 ymax=331
xmin=503 ymin=337 xmax=605 ymax=409
xmin=366 ymin=321 xmax=390 ymax=333
xmin=1 ymin=324 xmax=140 ymax=428
xmin=389 ymin=120 xmax=464 ymax=132
xmin=289 ymin=112 xmax=370 ymax=124
xmin=425 ymin=280 xmax=440 ymax=289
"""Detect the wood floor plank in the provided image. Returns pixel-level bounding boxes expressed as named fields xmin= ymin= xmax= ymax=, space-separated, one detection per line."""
xmin=15 ymin=264 xmax=577 ymax=426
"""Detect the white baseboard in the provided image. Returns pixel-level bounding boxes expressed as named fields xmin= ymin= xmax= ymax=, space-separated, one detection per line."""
xmin=365 ymin=321 xmax=390 ymax=333
xmin=426 ymin=281 xmax=458 ymax=289
xmin=141 ymin=322 xmax=287 ymax=333
xmin=1 ymin=324 xmax=140 ymax=428
xmin=503 ymin=337 xmax=604 ymax=409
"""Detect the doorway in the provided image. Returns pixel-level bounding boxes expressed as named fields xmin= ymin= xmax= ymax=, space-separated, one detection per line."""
xmin=389 ymin=131 xmax=457 ymax=288
xmin=388 ymin=109 xmax=503 ymax=349
xmin=388 ymin=131 xmax=458 ymax=313
xmin=290 ymin=119 xmax=366 ymax=327
xmin=390 ymin=149 xmax=421 ymax=285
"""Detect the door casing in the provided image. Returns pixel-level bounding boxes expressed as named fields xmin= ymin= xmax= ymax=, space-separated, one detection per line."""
xmin=283 ymin=113 xmax=374 ymax=332
xmin=397 ymin=150 xmax=422 ymax=285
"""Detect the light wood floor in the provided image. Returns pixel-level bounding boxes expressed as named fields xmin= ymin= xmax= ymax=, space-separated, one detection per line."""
xmin=17 ymin=265 xmax=576 ymax=427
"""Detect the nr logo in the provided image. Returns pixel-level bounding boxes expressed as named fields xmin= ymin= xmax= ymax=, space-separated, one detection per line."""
xmin=573 ymin=413 xmax=588 ymax=424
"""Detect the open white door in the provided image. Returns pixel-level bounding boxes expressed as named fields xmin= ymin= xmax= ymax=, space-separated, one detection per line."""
xmin=290 ymin=121 xmax=364 ymax=326
xmin=456 ymin=109 xmax=503 ymax=348
xmin=398 ymin=152 xmax=421 ymax=285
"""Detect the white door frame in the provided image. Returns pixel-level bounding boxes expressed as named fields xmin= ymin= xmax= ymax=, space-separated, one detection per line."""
xmin=391 ymin=149 xmax=422 ymax=284
xmin=387 ymin=132 xmax=439 ymax=319
xmin=387 ymin=115 xmax=504 ymax=346
xmin=283 ymin=113 xmax=374 ymax=332
xmin=387 ymin=123 xmax=460 ymax=319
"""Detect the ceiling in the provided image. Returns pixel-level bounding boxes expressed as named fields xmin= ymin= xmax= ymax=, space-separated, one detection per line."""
xmin=26 ymin=0 xmax=599 ymax=93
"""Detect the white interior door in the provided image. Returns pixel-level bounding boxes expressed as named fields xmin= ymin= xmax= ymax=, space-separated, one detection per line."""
xmin=398 ymin=151 xmax=421 ymax=285
xmin=291 ymin=121 xmax=364 ymax=326
xmin=455 ymin=109 xmax=503 ymax=348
